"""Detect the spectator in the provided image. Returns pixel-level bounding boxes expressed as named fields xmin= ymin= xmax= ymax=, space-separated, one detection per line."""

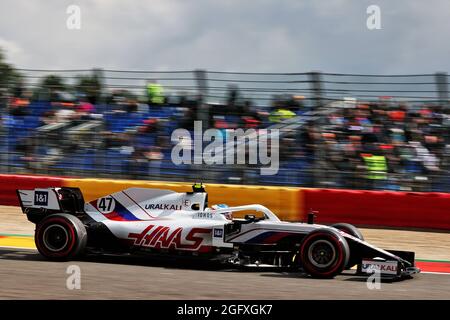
xmin=146 ymin=81 xmax=165 ymax=107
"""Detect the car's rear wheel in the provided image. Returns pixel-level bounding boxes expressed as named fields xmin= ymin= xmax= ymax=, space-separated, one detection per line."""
xmin=299 ymin=229 xmax=349 ymax=278
xmin=331 ymin=223 xmax=364 ymax=269
xmin=35 ymin=214 xmax=87 ymax=261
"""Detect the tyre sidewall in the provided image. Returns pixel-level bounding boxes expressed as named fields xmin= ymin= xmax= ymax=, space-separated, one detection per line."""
xmin=35 ymin=214 xmax=87 ymax=260
xmin=300 ymin=229 xmax=349 ymax=278
xmin=331 ymin=223 xmax=364 ymax=269
xmin=331 ymin=223 xmax=364 ymax=241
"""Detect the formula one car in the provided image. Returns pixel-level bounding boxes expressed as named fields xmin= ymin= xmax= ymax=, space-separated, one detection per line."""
xmin=17 ymin=184 xmax=420 ymax=279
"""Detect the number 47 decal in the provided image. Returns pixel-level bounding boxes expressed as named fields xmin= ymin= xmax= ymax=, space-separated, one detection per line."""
xmin=97 ymin=196 xmax=115 ymax=213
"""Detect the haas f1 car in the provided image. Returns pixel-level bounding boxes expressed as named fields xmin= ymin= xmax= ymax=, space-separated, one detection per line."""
xmin=17 ymin=184 xmax=420 ymax=279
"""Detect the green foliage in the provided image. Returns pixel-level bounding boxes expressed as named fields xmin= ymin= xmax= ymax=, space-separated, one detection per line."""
xmin=40 ymin=74 xmax=66 ymax=91
xmin=74 ymin=70 xmax=103 ymax=103
xmin=0 ymin=48 xmax=23 ymax=95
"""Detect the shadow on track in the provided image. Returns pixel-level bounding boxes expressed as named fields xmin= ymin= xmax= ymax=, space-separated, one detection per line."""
xmin=0 ymin=247 xmax=306 ymax=278
xmin=0 ymin=247 xmax=232 ymax=271
xmin=0 ymin=248 xmax=46 ymax=262
xmin=2 ymin=248 xmax=372 ymax=281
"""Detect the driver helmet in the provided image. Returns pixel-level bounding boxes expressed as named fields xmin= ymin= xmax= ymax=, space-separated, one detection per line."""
xmin=212 ymin=204 xmax=232 ymax=220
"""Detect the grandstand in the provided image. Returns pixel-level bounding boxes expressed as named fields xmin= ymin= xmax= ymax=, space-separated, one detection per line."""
xmin=0 ymin=69 xmax=449 ymax=191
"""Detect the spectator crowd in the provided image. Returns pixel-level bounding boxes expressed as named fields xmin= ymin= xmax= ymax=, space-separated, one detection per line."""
xmin=0 ymin=82 xmax=449 ymax=192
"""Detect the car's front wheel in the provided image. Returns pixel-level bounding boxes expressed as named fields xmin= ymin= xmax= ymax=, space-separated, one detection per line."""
xmin=299 ymin=229 xmax=349 ymax=278
xmin=331 ymin=223 xmax=364 ymax=269
xmin=331 ymin=223 xmax=364 ymax=241
xmin=35 ymin=214 xmax=87 ymax=261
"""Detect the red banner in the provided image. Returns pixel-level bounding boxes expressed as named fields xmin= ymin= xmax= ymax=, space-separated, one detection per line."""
xmin=303 ymin=188 xmax=450 ymax=230
xmin=0 ymin=174 xmax=63 ymax=206
xmin=0 ymin=174 xmax=448 ymax=230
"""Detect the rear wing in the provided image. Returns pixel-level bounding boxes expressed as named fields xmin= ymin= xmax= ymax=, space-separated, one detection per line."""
xmin=17 ymin=188 xmax=62 ymax=212
xmin=16 ymin=187 xmax=85 ymax=214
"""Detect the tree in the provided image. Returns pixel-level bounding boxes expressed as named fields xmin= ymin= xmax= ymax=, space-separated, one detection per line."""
xmin=75 ymin=69 xmax=103 ymax=104
xmin=0 ymin=48 xmax=23 ymax=96
xmin=39 ymin=74 xmax=66 ymax=101
xmin=41 ymin=74 xmax=65 ymax=91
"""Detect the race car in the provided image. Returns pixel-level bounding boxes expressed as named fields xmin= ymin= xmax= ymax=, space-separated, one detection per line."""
xmin=16 ymin=183 xmax=420 ymax=279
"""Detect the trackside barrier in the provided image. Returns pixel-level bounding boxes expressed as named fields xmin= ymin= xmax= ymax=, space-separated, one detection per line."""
xmin=202 ymin=184 xmax=301 ymax=221
xmin=0 ymin=174 xmax=64 ymax=206
xmin=302 ymin=188 xmax=450 ymax=230
xmin=64 ymin=178 xmax=302 ymax=221
xmin=0 ymin=174 xmax=448 ymax=229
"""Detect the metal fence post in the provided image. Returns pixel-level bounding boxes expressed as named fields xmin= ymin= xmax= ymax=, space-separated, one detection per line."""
xmin=308 ymin=71 xmax=324 ymax=110
xmin=308 ymin=71 xmax=326 ymax=186
xmin=435 ymin=72 xmax=449 ymax=112
xmin=92 ymin=68 xmax=104 ymax=104
xmin=194 ymin=69 xmax=209 ymax=128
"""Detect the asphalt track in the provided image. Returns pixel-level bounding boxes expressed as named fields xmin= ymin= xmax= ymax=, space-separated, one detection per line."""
xmin=0 ymin=247 xmax=449 ymax=299
xmin=1 ymin=205 xmax=449 ymax=299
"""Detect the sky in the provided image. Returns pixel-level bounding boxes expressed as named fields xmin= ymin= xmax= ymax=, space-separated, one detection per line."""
xmin=0 ymin=0 xmax=449 ymax=74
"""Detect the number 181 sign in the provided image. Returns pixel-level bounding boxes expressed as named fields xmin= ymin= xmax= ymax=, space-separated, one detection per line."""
xmin=34 ymin=191 xmax=48 ymax=206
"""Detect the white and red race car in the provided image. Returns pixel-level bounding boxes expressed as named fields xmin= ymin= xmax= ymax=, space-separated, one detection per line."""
xmin=17 ymin=184 xmax=419 ymax=279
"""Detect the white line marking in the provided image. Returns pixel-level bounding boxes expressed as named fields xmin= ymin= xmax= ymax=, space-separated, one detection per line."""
xmin=0 ymin=246 xmax=36 ymax=250
xmin=421 ymin=271 xmax=450 ymax=275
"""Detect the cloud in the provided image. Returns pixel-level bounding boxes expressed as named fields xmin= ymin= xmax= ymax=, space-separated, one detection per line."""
xmin=0 ymin=0 xmax=449 ymax=74
xmin=0 ymin=38 xmax=24 ymax=60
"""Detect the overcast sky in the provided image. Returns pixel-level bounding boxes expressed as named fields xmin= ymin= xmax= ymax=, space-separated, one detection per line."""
xmin=0 ymin=0 xmax=449 ymax=74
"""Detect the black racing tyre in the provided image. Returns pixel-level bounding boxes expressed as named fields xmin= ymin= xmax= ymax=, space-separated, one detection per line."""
xmin=35 ymin=214 xmax=87 ymax=261
xmin=331 ymin=223 xmax=364 ymax=269
xmin=331 ymin=223 xmax=364 ymax=241
xmin=299 ymin=228 xmax=349 ymax=279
